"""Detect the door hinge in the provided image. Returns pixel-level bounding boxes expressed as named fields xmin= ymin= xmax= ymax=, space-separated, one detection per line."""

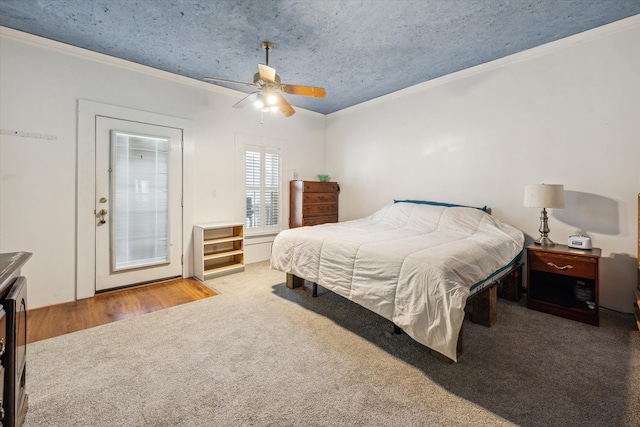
xmin=181 ymin=255 xmax=184 ymax=265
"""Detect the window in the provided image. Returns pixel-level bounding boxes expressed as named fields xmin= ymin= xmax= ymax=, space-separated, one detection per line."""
xmin=244 ymin=146 xmax=281 ymax=233
xmin=111 ymin=131 xmax=170 ymax=271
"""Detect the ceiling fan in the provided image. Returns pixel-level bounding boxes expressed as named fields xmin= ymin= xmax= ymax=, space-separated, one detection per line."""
xmin=204 ymin=41 xmax=326 ymax=117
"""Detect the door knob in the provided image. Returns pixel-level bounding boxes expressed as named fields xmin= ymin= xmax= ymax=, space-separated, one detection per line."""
xmin=97 ymin=209 xmax=108 ymax=225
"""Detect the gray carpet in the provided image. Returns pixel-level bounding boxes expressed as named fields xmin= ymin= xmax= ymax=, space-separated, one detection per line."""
xmin=25 ymin=261 xmax=639 ymax=426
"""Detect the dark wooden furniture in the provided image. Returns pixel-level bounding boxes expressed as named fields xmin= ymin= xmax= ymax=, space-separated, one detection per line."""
xmin=0 ymin=308 xmax=5 ymax=421
xmin=527 ymin=244 xmax=600 ymax=326
xmin=0 ymin=251 xmax=31 ymax=427
xmin=289 ymin=181 xmax=339 ymax=228
xmin=635 ymin=193 xmax=640 ymax=331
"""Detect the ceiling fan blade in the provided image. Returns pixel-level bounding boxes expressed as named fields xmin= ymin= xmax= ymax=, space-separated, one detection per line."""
xmin=233 ymin=92 xmax=259 ymax=108
xmin=258 ymin=64 xmax=276 ymax=83
xmin=273 ymin=92 xmax=295 ymax=117
xmin=203 ymin=77 xmax=256 ymax=87
xmin=281 ymin=84 xmax=326 ymax=98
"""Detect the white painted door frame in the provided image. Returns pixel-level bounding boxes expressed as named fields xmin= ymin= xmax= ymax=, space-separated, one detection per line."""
xmin=95 ymin=118 xmax=183 ymax=291
xmin=77 ymin=100 xmax=195 ymax=299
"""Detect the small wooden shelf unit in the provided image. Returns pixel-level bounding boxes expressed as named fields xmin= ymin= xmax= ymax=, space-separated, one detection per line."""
xmin=194 ymin=223 xmax=244 ymax=281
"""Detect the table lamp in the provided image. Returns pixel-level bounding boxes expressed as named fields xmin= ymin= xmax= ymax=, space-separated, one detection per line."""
xmin=524 ymin=184 xmax=565 ymax=246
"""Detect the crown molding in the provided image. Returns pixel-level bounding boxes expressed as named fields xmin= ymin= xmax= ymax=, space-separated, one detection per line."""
xmin=0 ymin=26 xmax=231 ymax=94
xmin=0 ymin=26 xmax=324 ymax=119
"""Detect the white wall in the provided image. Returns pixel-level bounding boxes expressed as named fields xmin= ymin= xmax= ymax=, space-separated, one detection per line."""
xmin=325 ymin=16 xmax=640 ymax=313
xmin=0 ymin=28 xmax=326 ymax=308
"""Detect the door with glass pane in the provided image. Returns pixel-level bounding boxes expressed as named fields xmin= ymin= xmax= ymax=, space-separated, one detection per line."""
xmin=95 ymin=117 xmax=182 ymax=291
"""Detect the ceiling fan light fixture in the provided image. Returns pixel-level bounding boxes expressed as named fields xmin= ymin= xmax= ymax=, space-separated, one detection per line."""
xmin=203 ymin=41 xmax=325 ymax=119
xmin=266 ymin=93 xmax=278 ymax=105
xmin=253 ymin=93 xmax=265 ymax=109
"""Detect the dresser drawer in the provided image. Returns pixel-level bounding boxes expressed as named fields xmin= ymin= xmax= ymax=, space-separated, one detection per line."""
xmin=303 ymin=182 xmax=339 ymax=193
xmin=303 ymin=192 xmax=337 ymax=203
xmin=303 ymin=216 xmax=338 ymax=226
xmin=302 ymin=203 xmax=337 ymax=217
xmin=528 ymin=251 xmax=596 ymax=279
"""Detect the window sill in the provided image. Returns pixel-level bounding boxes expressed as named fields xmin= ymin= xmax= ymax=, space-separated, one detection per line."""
xmin=244 ymin=231 xmax=280 ymax=244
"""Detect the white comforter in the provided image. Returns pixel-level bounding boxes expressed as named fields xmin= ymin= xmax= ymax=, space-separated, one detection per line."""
xmin=270 ymin=202 xmax=524 ymax=361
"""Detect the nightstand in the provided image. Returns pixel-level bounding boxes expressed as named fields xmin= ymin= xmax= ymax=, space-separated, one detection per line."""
xmin=527 ymin=243 xmax=600 ymax=326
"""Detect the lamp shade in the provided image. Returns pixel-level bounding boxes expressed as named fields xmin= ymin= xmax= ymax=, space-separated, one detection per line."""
xmin=524 ymin=184 xmax=565 ymax=208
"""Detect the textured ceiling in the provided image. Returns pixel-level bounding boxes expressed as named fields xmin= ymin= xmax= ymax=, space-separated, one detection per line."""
xmin=1 ymin=1 xmax=639 ymax=115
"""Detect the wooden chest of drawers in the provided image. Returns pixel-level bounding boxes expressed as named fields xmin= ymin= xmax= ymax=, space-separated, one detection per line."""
xmin=289 ymin=181 xmax=339 ymax=228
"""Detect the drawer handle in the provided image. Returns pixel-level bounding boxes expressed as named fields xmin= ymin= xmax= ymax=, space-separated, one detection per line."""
xmin=547 ymin=262 xmax=574 ymax=271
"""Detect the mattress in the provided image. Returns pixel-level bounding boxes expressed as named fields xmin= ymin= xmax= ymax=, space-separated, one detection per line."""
xmin=270 ymin=202 xmax=525 ymax=361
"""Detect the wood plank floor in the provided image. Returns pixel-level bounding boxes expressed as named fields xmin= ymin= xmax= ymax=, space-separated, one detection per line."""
xmin=26 ymin=277 xmax=216 ymax=344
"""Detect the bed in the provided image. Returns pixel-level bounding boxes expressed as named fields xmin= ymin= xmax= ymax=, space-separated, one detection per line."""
xmin=270 ymin=201 xmax=525 ymax=361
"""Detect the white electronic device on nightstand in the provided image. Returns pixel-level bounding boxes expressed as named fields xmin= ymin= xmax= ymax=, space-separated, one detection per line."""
xmin=568 ymin=235 xmax=592 ymax=250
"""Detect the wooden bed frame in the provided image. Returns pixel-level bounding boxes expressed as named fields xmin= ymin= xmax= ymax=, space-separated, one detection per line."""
xmin=286 ymin=262 xmax=523 ymax=362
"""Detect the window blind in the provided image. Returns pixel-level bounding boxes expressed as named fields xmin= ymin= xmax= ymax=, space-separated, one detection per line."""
xmin=245 ymin=147 xmax=280 ymax=232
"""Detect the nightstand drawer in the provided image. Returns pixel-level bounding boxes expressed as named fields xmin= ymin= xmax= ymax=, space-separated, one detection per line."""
xmin=529 ymin=252 xmax=596 ymax=278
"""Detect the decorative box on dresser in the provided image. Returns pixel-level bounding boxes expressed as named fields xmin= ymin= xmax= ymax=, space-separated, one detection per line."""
xmin=289 ymin=181 xmax=339 ymax=228
xmin=635 ymin=193 xmax=640 ymax=331
xmin=527 ymin=244 xmax=600 ymax=326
